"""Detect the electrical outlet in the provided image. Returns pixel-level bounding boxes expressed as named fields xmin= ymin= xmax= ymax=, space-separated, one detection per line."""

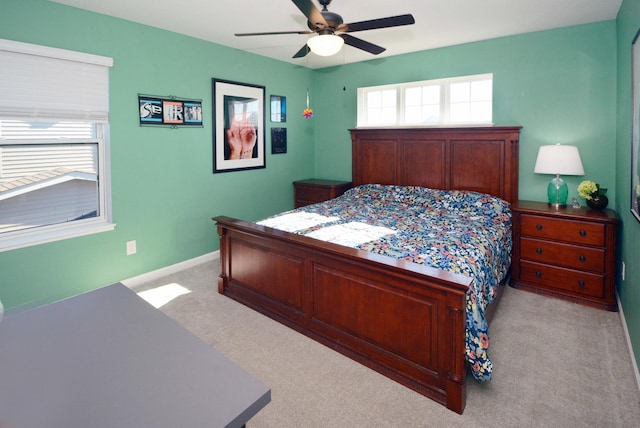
xmin=126 ymin=240 xmax=137 ymax=255
xmin=622 ymin=261 xmax=626 ymax=281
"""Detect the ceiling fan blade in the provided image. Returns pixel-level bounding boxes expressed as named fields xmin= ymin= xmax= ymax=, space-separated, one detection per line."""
xmin=235 ymin=30 xmax=314 ymax=37
xmin=340 ymin=14 xmax=415 ymax=33
xmin=293 ymin=44 xmax=310 ymax=58
xmin=341 ymin=34 xmax=385 ymax=55
xmin=292 ymin=0 xmax=328 ymax=29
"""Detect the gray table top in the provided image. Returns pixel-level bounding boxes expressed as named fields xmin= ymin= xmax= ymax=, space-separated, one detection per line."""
xmin=0 ymin=283 xmax=270 ymax=428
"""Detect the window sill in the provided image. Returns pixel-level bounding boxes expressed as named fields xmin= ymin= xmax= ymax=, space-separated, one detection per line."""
xmin=355 ymin=123 xmax=494 ymax=129
xmin=0 ymin=220 xmax=116 ymax=253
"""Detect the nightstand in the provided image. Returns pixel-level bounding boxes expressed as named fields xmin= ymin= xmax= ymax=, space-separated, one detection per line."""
xmin=511 ymin=200 xmax=619 ymax=311
xmin=293 ymin=179 xmax=353 ymax=208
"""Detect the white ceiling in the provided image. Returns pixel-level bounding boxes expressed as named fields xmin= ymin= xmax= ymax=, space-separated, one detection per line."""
xmin=50 ymin=0 xmax=622 ymax=69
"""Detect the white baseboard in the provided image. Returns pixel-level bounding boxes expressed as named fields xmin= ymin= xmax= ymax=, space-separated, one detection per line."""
xmin=618 ymin=293 xmax=640 ymax=394
xmin=122 ymin=251 xmax=219 ymax=289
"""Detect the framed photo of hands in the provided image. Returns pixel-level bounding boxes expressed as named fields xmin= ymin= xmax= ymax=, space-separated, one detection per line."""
xmin=213 ymin=78 xmax=266 ymax=173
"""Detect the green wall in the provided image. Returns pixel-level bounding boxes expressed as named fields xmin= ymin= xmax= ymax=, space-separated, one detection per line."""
xmin=617 ymin=0 xmax=640 ymax=378
xmin=312 ymin=22 xmax=617 ymax=207
xmin=0 ymin=0 xmax=314 ymax=309
xmin=0 ymin=1 xmax=635 ymax=377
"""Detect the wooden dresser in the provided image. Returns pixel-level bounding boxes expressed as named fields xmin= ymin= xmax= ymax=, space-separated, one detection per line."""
xmin=511 ymin=200 xmax=619 ymax=311
xmin=293 ymin=179 xmax=353 ymax=208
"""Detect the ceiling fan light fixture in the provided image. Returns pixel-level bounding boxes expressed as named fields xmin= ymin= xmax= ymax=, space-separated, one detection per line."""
xmin=307 ymin=34 xmax=344 ymax=56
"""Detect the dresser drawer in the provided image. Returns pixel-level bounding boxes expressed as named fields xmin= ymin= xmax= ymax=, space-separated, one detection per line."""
xmin=520 ymin=214 xmax=605 ymax=246
xmin=512 ymin=200 xmax=618 ymax=311
xmin=519 ymin=260 xmax=604 ymax=299
xmin=520 ymin=237 xmax=605 ymax=273
xmin=295 ymin=186 xmax=331 ymax=204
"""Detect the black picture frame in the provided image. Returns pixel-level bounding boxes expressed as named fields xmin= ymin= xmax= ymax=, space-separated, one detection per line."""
xmin=212 ymin=79 xmax=266 ymax=173
xmin=270 ymin=95 xmax=286 ymax=122
xmin=271 ymin=127 xmax=287 ymax=154
xmin=138 ymin=95 xmax=202 ymax=127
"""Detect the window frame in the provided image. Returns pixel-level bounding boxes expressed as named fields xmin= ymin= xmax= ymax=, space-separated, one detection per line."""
xmin=0 ymin=132 xmax=114 ymax=252
xmin=357 ymin=73 xmax=493 ymax=128
xmin=0 ymin=40 xmax=114 ymax=252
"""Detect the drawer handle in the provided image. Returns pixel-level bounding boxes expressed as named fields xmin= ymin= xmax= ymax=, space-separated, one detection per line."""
xmin=536 ymin=248 xmax=543 ymax=255
xmin=535 ymin=271 xmax=542 ymax=278
xmin=579 ymin=255 xmax=586 ymax=262
xmin=536 ymin=224 xmax=543 ymax=231
xmin=579 ymin=230 xmax=587 ymax=237
xmin=578 ymin=280 xmax=586 ymax=288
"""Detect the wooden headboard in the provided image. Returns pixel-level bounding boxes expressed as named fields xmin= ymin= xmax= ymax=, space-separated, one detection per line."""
xmin=350 ymin=127 xmax=521 ymax=203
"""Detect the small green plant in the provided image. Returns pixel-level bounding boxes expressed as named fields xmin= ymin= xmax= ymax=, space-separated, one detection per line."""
xmin=578 ymin=180 xmax=607 ymax=200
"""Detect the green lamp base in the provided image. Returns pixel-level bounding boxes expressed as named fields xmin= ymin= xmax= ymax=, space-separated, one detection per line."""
xmin=547 ymin=176 xmax=568 ymax=208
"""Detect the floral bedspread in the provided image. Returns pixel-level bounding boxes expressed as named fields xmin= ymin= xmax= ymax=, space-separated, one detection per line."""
xmin=257 ymin=184 xmax=512 ymax=381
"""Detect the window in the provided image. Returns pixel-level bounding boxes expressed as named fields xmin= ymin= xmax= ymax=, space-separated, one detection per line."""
xmin=357 ymin=74 xmax=493 ymax=127
xmin=0 ymin=39 xmax=114 ymax=252
xmin=366 ymin=89 xmax=397 ymax=125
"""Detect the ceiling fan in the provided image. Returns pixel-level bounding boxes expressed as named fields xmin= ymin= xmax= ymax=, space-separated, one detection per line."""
xmin=234 ymin=0 xmax=415 ymax=58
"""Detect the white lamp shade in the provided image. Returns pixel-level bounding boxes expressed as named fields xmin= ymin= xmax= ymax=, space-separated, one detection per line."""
xmin=307 ymin=34 xmax=344 ymax=56
xmin=533 ymin=144 xmax=585 ymax=175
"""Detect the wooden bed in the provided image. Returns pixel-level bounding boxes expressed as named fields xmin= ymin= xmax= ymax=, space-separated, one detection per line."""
xmin=213 ymin=126 xmax=521 ymax=414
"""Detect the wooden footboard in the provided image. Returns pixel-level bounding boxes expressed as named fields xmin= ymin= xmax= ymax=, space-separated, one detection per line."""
xmin=214 ymin=216 xmax=474 ymax=414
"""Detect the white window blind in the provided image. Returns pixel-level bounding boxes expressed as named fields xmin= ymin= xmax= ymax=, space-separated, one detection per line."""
xmin=0 ymin=39 xmax=113 ymax=122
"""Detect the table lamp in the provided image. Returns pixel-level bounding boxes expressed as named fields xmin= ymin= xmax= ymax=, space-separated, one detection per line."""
xmin=534 ymin=144 xmax=585 ymax=208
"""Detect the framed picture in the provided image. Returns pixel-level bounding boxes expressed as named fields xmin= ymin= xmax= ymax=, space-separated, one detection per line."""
xmin=139 ymin=96 xmax=163 ymax=124
xmin=632 ymin=30 xmax=640 ymax=222
xmin=271 ymin=127 xmax=287 ymax=154
xmin=138 ymin=95 xmax=202 ymax=127
xmin=270 ymin=95 xmax=286 ymax=122
xmin=212 ymin=78 xmax=266 ymax=173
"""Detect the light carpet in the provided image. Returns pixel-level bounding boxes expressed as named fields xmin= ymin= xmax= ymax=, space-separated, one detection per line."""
xmin=131 ymin=260 xmax=640 ymax=427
